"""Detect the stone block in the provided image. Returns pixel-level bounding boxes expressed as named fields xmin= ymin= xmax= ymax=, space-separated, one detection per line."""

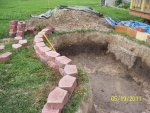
xmin=47 ymin=87 xmax=69 ymax=109
xmin=39 ymin=46 xmax=51 ymax=55
xmin=55 ymin=56 xmax=71 ymax=68
xmin=45 ymin=51 xmax=60 ymax=61
xmin=48 ymin=61 xmax=59 ymax=70
xmin=42 ymin=104 xmax=61 ymax=113
xmin=16 ymin=31 xmax=24 ymax=37
xmin=64 ymin=65 xmax=78 ymax=77
xmin=19 ymin=39 xmax=28 ymax=47
xmin=0 ymin=52 xmax=12 ymax=62
xmin=59 ymin=75 xmax=77 ymax=94
xmin=14 ymin=36 xmax=23 ymax=41
xmin=35 ymin=42 xmax=45 ymax=47
xmin=59 ymin=68 xmax=65 ymax=76
xmin=12 ymin=44 xmax=22 ymax=49
xmin=10 ymin=20 xmax=18 ymax=26
xmin=34 ymin=37 xmax=43 ymax=43
xmin=39 ymin=54 xmax=48 ymax=63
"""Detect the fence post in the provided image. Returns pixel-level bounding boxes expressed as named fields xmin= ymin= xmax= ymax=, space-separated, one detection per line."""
xmin=141 ymin=0 xmax=146 ymax=11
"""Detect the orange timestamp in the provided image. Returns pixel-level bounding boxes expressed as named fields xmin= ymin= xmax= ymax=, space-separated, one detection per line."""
xmin=111 ymin=96 xmax=142 ymax=102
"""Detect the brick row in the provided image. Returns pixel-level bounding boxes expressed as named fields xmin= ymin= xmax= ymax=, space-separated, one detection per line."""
xmin=115 ymin=25 xmax=150 ymax=44
xmin=33 ymin=27 xmax=78 ymax=113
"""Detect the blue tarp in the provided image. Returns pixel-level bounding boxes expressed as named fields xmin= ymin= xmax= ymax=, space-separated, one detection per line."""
xmin=105 ymin=17 xmax=150 ymax=33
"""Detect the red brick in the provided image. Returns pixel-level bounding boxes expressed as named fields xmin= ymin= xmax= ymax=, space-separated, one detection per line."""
xmin=19 ymin=39 xmax=28 ymax=47
xmin=115 ymin=25 xmax=127 ymax=34
xmin=9 ymin=31 xmax=16 ymax=37
xmin=35 ymin=34 xmax=44 ymax=39
xmin=42 ymin=104 xmax=61 ymax=113
xmin=10 ymin=20 xmax=18 ymax=26
xmin=35 ymin=50 xmax=40 ymax=58
xmin=26 ymin=27 xmax=36 ymax=34
xmin=59 ymin=68 xmax=65 ymax=76
xmin=42 ymin=28 xmax=52 ymax=35
xmin=34 ymin=37 xmax=43 ymax=43
xmin=0 ymin=52 xmax=12 ymax=62
xmin=45 ymin=51 xmax=60 ymax=61
xmin=10 ymin=25 xmax=17 ymax=30
xmin=127 ymin=27 xmax=137 ymax=38
xmin=39 ymin=46 xmax=51 ymax=55
xmin=14 ymin=36 xmax=23 ymax=41
xmin=59 ymin=75 xmax=77 ymax=94
xmin=47 ymin=87 xmax=69 ymax=109
xmin=38 ymin=31 xmax=43 ymax=35
xmin=46 ymin=27 xmax=55 ymax=32
xmin=39 ymin=54 xmax=48 ymax=63
xmin=55 ymin=56 xmax=71 ymax=68
xmin=17 ymin=21 xmax=26 ymax=27
xmin=16 ymin=31 xmax=24 ymax=37
xmin=64 ymin=65 xmax=78 ymax=77
xmin=135 ymin=27 xmax=146 ymax=32
xmin=17 ymin=26 xmax=25 ymax=31
xmin=0 ymin=45 xmax=5 ymax=50
xmin=9 ymin=28 xmax=17 ymax=32
xmin=12 ymin=44 xmax=22 ymax=49
xmin=34 ymin=44 xmax=46 ymax=53
xmin=48 ymin=61 xmax=59 ymax=70
xmin=35 ymin=42 xmax=45 ymax=47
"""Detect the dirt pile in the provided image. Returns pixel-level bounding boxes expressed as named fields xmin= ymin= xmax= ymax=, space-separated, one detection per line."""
xmin=27 ymin=10 xmax=109 ymax=31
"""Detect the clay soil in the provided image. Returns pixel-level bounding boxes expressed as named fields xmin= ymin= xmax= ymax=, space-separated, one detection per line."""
xmin=57 ymin=41 xmax=150 ymax=113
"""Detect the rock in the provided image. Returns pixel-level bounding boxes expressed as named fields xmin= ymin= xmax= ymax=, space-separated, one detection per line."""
xmin=47 ymin=87 xmax=69 ymax=109
xmin=12 ymin=44 xmax=22 ymax=49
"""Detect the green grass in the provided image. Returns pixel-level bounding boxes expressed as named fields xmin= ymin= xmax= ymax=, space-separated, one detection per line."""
xmin=0 ymin=0 xmax=140 ymax=38
xmin=0 ymin=35 xmax=89 ymax=113
xmin=0 ymin=36 xmax=61 ymax=113
xmin=63 ymin=69 xmax=89 ymax=113
xmin=0 ymin=0 xmax=144 ymax=113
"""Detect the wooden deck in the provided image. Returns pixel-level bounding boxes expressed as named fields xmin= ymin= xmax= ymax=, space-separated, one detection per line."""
xmin=130 ymin=9 xmax=150 ymax=20
xmin=130 ymin=0 xmax=150 ymax=20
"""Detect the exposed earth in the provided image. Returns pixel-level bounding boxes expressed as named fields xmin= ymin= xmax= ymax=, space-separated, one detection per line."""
xmin=28 ymin=10 xmax=150 ymax=113
xmin=55 ymin=32 xmax=150 ymax=113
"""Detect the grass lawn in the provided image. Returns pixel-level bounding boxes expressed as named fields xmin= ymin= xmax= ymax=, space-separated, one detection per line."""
xmin=0 ymin=34 xmax=89 ymax=113
xmin=0 ymin=0 xmax=140 ymax=38
xmin=0 ymin=0 xmax=141 ymax=113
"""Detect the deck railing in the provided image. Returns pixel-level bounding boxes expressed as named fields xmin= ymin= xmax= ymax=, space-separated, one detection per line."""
xmin=130 ymin=0 xmax=150 ymax=11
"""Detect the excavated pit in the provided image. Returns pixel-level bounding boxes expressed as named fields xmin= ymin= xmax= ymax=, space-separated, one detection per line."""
xmin=53 ymin=31 xmax=150 ymax=113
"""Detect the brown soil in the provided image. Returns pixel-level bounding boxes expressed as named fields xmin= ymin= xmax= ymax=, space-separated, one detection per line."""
xmin=54 ymin=32 xmax=150 ymax=113
xmin=28 ymin=10 xmax=150 ymax=113
xmin=27 ymin=10 xmax=109 ymax=32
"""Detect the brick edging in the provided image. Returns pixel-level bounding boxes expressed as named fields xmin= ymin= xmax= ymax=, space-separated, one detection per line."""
xmin=33 ymin=27 xmax=78 ymax=113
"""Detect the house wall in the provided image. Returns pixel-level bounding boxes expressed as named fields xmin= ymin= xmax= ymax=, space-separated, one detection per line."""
xmin=105 ymin=0 xmax=130 ymax=6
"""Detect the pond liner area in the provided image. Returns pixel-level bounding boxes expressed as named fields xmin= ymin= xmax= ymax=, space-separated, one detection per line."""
xmin=53 ymin=31 xmax=150 ymax=113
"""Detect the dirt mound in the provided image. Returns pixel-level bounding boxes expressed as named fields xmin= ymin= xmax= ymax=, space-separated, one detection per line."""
xmin=27 ymin=10 xmax=109 ymax=31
